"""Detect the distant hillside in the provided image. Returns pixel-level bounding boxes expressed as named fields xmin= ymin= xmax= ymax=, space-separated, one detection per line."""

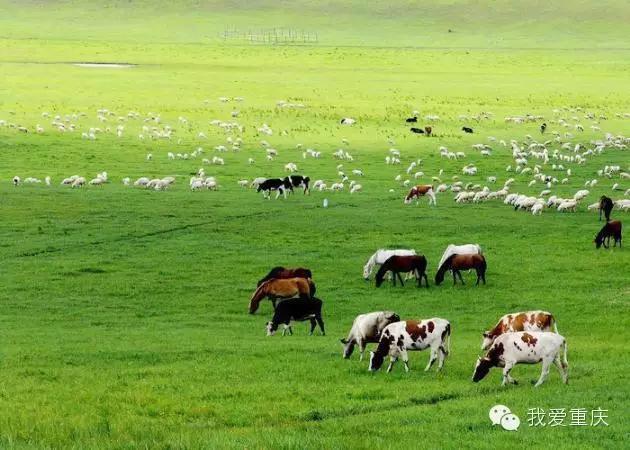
xmin=1 ymin=0 xmax=629 ymax=48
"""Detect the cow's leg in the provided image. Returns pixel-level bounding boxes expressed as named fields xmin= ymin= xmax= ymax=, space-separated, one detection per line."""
xmin=502 ymin=361 xmax=515 ymax=386
xmin=397 ymin=272 xmax=405 ymax=286
xmin=476 ymin=269 xmax=481 ymax=285
xmin=425 ymin=348 xmax=438 ymax=371
xmin=553 ymin=356 xmax=569 ymax=385
xmin=424 ymin=272 xmax=429 ymax=288
xmin=309 ymin=318 xmax=316 ymax=335
xmin=358 ymin=340 xmax=366 ymax=361
xmin=391 ymin=272 xmax=396 ymax=286
xmin=458 ymin=271 xmax=465 ymax=284
xmin=535 ymin=358 xmax=553 ymax=387
xmin=401 ymin=350 xmax=410 ymax=372
xmin=386 ymin=356 xmax=397 ymax=373
xmin=452 ymin=270 xmax=457 ymax=285
xmin=437 ymin=345 xmax=448 ymax=370
xmin=283 ymin=188 xmax=288 ymax=199
xmin=315 ymin=315 xmax=325 ymax=336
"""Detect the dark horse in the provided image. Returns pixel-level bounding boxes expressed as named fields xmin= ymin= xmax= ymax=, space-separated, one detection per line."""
xmin=594 ymin=220 xmax=622 ymax=248
xmin=375 ymin=255 xmax=429 ymax=287
xmin=435 ymin=254 xmax=487 ymax=286
xmin=599 ymin=196 xmax=614 ymax=222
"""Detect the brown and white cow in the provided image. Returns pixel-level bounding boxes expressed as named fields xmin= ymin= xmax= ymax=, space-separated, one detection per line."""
xmin=368 ymin=318 xmax=450 ymax=372
xmin=472 ymin=331 xmax=568 ymax=387
xmin=481 ymin=311 xmax=557 ymax=350
xmin=404 ymin=184 xmax=436 ymax=205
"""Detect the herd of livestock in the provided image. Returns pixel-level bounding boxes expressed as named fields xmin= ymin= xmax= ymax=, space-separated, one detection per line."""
xmin=248 ymin=244 xmax=570 ymax=387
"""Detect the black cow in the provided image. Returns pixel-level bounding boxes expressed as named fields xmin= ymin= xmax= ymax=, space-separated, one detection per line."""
xmin=462 ymin=126 xmax=474 ymax=133
xmin=406 ymin=116 xmax=418 ymax=123
xmin=410 ymin=127 xmax=424 ymax=134
xmin=266 ymin=297 xmax=325 ymax=336
xmin=257 ymin=177 xmax=293 ymax=199
xmin=288 ymin=175 xmax=310 ymax=194
xmin=540 ymin=123 xmax=547 ymax=134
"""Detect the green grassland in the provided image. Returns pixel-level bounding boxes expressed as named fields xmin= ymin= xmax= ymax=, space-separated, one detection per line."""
xmin=0 ymin=1 xmax=629 ymax=449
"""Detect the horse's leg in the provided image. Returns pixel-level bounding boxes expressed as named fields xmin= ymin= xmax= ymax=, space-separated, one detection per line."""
xmin=476 ymin=269 xmax=481 ymax=285
xmin=424 ymin=272 xmax=429 ymax=288
xmin=458 ymin=271 xmax=465 ymax=284
xmin=392 ymin=271 xmax=396 ymax=286
xmin=452 ymin=270 xmax=457 ymax=285
xmin=397 ymin=272 xmax=405 ymax=286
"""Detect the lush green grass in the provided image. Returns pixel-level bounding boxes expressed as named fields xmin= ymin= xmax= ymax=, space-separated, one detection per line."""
xmin=0 ymin=1 xmax=629 ymax=449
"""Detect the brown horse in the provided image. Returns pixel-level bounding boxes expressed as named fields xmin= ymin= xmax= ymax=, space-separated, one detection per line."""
xmin=375 ymin=255 xmax=429 ymax=287
xmin=257 ymin=266 xmax=313 ymax=286
xmin=435 ymin=254 xmax=486 ymax=285
xmin=249 ymin=278 xmax=312 ymax=314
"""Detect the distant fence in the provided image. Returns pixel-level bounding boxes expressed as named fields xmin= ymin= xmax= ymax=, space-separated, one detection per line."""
xmin=221 ymin=26 xmax=319 ymax=45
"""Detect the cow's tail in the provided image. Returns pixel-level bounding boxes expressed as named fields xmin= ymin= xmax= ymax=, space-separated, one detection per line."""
xmin=442 ymin=322 xmax=452 ymax=355
xmin=562 ymin=339 xmax=568 ymax=366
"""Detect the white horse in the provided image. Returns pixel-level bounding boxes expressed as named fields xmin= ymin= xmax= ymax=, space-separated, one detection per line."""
xmin=363 ymin=249 xmax=417 ymax=280
xmin=437 ymin=244 xmax=483 ymax=271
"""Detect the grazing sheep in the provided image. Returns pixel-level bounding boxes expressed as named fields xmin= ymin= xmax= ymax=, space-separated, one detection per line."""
xmin=238 ymin=180 xmax=248 ymax=188
xmin=71 ymin=177 xmax=86 ymax=188
xmin=350 ymin=184 xmax=362 ymax=194
xmin=557 ymin=199 xmax=578 ymax=212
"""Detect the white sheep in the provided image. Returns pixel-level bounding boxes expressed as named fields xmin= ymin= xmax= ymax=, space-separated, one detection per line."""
xmin=350 ymin=184 xmax=362 ymax=194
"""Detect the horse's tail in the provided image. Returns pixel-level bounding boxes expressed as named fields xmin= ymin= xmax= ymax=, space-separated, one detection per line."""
xmin=307 ymin=278 xmax=316 ymax=298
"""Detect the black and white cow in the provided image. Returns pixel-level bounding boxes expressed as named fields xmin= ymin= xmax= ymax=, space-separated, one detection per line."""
xmin=472 ymin=331 xmax=568 ymax=387
xmin=257 ymin=177 xmax=293 ymax=199
xmin=266 ymin=297 xmax=325 ymax=336
xmin=369 ymin=318 xmax=451 ymax=372
xmin=288 ymin=175 xmax=310 ymax=194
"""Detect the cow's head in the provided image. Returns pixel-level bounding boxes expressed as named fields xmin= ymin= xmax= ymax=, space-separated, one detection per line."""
xmin=266 ymin=321 xmax=278 ymax=336
xmin=481 ymin=331 xmax=495 ymax=350
xmin=472 ymin=357 xmax=492 ymax=382
xmin=368 ymin=351 xmax=385 ymax=371
xmin=340 ymin=338 xmax=354 ymax=359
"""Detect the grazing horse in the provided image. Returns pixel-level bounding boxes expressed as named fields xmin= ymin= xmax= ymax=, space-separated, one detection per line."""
xmin=599 ymin=195 xmax=614 ymax=222
xmin=249 ymin=278 xmax=312 ymax=314
xmin=363 ymin=249 xmax=416 ymax=280
xmin=435 ymin=254 xmax=487 ymax=286
xmin=375 ymin=255 xmax=429 ymax=288
xmin=258 ymin=266 xmax=313 ymax=286
xmin=404 ymin=185 xmax=436 ymax=205
xmin=594 ymin=220 xmax=622 ymax=249
xmin=437 ymin=244 xmax=482 ymax=271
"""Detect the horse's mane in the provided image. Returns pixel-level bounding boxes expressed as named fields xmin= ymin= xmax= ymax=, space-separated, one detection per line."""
xmin=258 ymin=266 xmax=286 ymax=286
xmin=374 ymin=262 xmax=389 ymax=284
